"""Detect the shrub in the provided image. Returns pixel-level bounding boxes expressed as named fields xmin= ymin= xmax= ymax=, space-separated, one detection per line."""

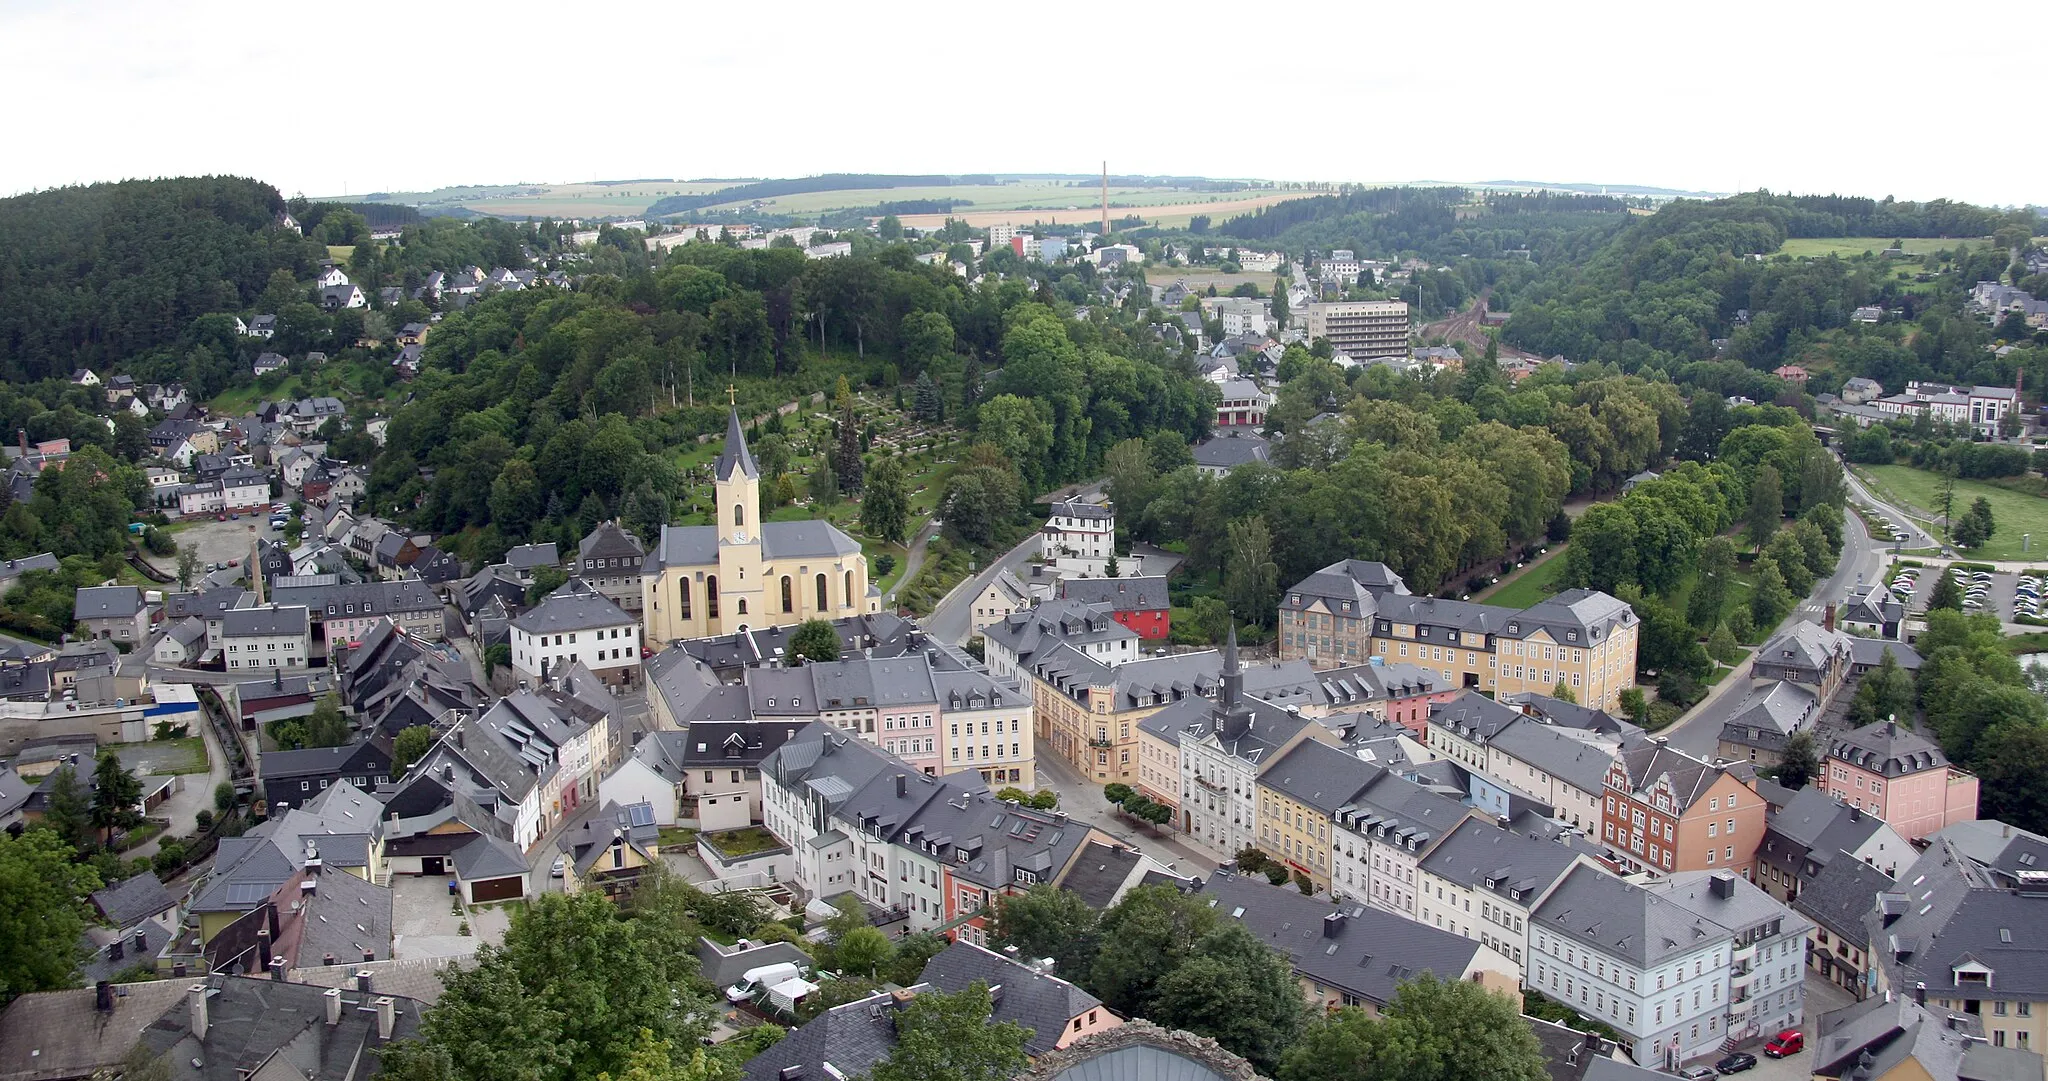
xmin=1264 ymin=865 xmax=1290 ymax=886
xmin=213 ymin=782 xmax=236 ymax=812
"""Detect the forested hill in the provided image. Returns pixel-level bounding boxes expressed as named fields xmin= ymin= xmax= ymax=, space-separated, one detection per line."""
xmin=0 ymin=176 xmax=327 ymax=380
xmin=1503 ymin=192 xmax=2038 ymax=375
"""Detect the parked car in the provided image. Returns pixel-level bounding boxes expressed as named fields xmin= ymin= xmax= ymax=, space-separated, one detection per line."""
xmin=1675 ymin=1067 xmax=1717 ymax=1081
xmin=1715 ymin=1052 xmax=1758 ymax=1074
xmin=550 ymin=855 xmax=566 ymax=878
xmin=1764 ymin=1030 xmax=1804 ymax=1057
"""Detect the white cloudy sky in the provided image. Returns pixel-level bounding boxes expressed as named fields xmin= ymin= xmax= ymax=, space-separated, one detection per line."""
xmin=5 ymin=0 xmax=2032 ymax=205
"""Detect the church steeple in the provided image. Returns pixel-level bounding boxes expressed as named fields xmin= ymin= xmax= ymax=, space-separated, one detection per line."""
xmin=714 ymin=401 xmax=758 ymax=482
xmin=1219 ymin=619 xmax=1251 ymax=742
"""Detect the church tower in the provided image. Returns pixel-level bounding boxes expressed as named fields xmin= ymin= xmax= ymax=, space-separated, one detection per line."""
xmin=711 ymin=399 xmax=765 ymax=631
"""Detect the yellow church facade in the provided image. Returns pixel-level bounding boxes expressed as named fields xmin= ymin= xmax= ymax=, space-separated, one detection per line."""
xmin=641 ymin=409 xmax=879 ymax=648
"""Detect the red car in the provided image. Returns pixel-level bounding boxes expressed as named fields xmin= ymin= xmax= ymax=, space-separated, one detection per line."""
xmin=1763 ymin=1030 xmax=1804 ymax=1057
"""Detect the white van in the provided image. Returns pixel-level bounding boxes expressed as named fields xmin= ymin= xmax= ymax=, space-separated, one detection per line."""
xmin=726 ymin=961 xmax=802 ymax=1003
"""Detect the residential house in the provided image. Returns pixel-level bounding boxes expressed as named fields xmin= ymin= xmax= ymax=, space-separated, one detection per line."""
xmin=574 ymin=519 xmax=645 ymax=613
xmin=260 ymin=741 xmax=392 ymax=815
xmin=504 ymin=542 xmax=560 ymax=583
xmin=1811 ymin=992 xmax=2043 ymax=1081
xmin=1257 ymin=738 xmax=1379 ymax=891
xmin=1417 ymin=816 xmax=1592 ymax=976
xmin=1717 ymin=680 xmax=1820 ymax=768
xmin=1820 ymin=719 xmax=1979 ymax=841
xmin=1056 ymin=575 xmax=1170 ymax=640
xmin=968 ymin=568 xmax=1030 ymax=635
xmin=252 ymin=352 xmax=289 ymax=376
xmin=555 ymin=800 xmax=662 ymax=898
xmin=1329 ymin=762 xmax=1475 ymax=917
xmin=220 ymin=604 xmax=310 ymax=672
xmin=319 ymin=283 xmax=367 ymax=310
xmin=1754 ymin=620 xmax=1853 ymax=701
xmin=1195 ymin=871 xmax=1521 ymax=1015
xmin=511 ymin=577 xmax=643 ymax=687
xmin=1041 ymin=499 xmax=1115 ymax=561
xmin=1532 ymin=866 xmax=1809 ymax=1068
xmin=74 ymin=585 xmax=147 ymax=643
xmin=1842 ymin=585 xmax=1907 ymax=640
xmin=1753 ymin=786 xmax=1909 ymax=904
xmin=1601 ymin=744 xmax=1765 ymax=877
xmin=269 ymin=577 xmax=446 ymax=650
xmin=1214 ymin=377 xmax=1271 ymax=428
xmin=1792 ymin=853 xmax=1894 ymax=1000
xmin=1481 ymin=711 xmax=1622 ymax=833
xmin=1190 ymin=428 xmax=1271 ymax=475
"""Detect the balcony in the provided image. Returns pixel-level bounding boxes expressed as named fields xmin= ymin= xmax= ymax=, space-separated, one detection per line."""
xmin=1194 ymin=774 xmax=1228 ymax=793
xmin=1088 ymin=738 xmax=1114 ymax=749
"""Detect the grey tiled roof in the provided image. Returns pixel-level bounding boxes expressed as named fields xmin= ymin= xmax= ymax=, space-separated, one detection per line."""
xmin=1793 ymin=851 xmax=1893 ymax=943
xmin=505 ymin=542 xmax=559 ymax=570
xmin=1262 ymin=740 xmax=1376 ymax=816
xmin=919 ymin=940 xmax=1102 ymax=1055
xmin=1418 ymin=817 xmax=1583 ymax=902
xmin=1431 ymin=690 xmax=1524 ymax=743
xmin=512 ymin=577 xmax=635 ymax=634
xmin=1059 ymin=575 xmax=1170 ymax=612
xmin=271 ymin=578 xmax=441 ymax=618
xmin=1827 ymin=719 xmax=1949 ymax=777
xmin=74 ymin=585 xmax=142 ymax=619
xmin=1486 ymin=719 xmax=1617 ymax=794
xmin=1533 ymin=864 xmax=1733 ymax=968
xmin=221 ymin=604 xmax=309 ymax=637
xmin=90 ymin=873 xmax=177 ymax=929
xmin=1196 ymin=871 xmax=1485 ymax=1007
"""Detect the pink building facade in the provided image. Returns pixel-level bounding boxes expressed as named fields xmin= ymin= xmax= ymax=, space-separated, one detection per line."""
xmin=1819 ymin=720 xmax=1978 ymax=842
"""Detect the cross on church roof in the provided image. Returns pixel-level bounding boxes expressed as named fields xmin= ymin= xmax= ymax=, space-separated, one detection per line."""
xmin=727 ymin=384 xmax=736 ymax=407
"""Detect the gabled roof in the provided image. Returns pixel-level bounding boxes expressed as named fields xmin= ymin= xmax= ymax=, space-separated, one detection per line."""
xmin=1794 ymin=851 xmax=1894 ymax=943
xmin=1057 ymin=575 xmax=1171 ymax=613
xmin=1195 ymin=871 xmax=1487 ymax=1007
xmin=918 ymin=941 xmax=1103 ymax=1055
xmin=1482 ymin=719 xmax=1617 ymax=795
xmin=1828 ymin=719 xmax=1949 ymax=778
xmin=91 ymin=873 xmax=178 ymax=929
xmin=512 ymin=577 xmax=634 ymax=635
xmin=1431 ymin=690 xmax=1524 ymax=743
xmin=1532 ymin=864 xmax=1733 ymax=968
xmin=1419 ymin=817 xmax=1582 ymax=904
xmin=74 ymin=584 xmax=142 ymax=619
xmin=1262 ymin=739 xmax=1376 ymax=816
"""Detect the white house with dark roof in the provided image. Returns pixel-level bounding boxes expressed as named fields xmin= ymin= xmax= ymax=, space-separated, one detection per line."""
xmin=1191 ymin=428 xmax=1271 ymax=476
xmin=1043 ymin=499 xmax=1116 ymax=560
xmin=220 ymin=604 xmax=310 ymax=671
xmin=74 ymin=585 xmax=147 ymax=643
xmin=512 ymin=577 xmax=642 ymax=686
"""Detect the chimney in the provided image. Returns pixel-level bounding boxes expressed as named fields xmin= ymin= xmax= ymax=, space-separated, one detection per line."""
xmin=257 ymin=926 xmax=272 ymax=970
xmin=324 ymin=987 xmax=344 ymax=1025
xmin=455 ymin=725 xmax=465 ymax=750
xmin=363 ymin=949 xmax=375 ymax=964
xmin=133 ymin=929 xmax=147 ymax=953
xmin=188 ymin=984 xmax=209 ymax=1040
xmin=778 ymin=1068 xmax=808 ymax=1081
xmin=96 ymin=981 xmax=114 ymax=1013
xmin=894 ymin=773 xmax=907 ymax=797
xmin=375 ymin=997 xmax=396 ymax=1041
xmin=1323 ymin=911 xmax=1346 ymax=938
xmin=1709 ymin=870 xmax=1736 ymax=899
xmin=269 ymin=956 xmax=288 ymax=982
xmin=1824 ymin=603 xmax=1836 ymax=633
xmin=1915 ymin=981 xmax=1928 ymax=1006
xmin=323 ymin=952 xmax=337 ymax=967
xmin=172 ymin=962 xmax=187 ymax=979
xmin=357 ymin=970 xmax=374 ymax=994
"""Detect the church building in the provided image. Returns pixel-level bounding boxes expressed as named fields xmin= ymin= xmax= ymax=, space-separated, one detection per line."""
xmin=641 ymin=407 xmax=879 ymax=647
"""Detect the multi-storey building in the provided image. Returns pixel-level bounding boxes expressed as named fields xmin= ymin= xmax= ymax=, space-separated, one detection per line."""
xmin=1531 ymin=866 xmax=1809 ymax=1069
xmin=981 ymin=598 xmax=1139 ymax=682
xmin=1602 ymin=745 xmax=1765 ymax=877
xmin=1056 ymin=576 xmax=1171 ymax=640
xmin=1305 ymin=299 xmax=1410 ymax=359
xmin=1330 ymin=766 xmax=1474 ymax=915
xmin=1819 ymin=718 xmax=1979 ymax=842
xmin=1279 ymin=560 xmax=1639 ymax=711
xmin=1416 ymin=816 xmax=1589 ymax=976
xmin=511 ymin=577 xmax=643 ymax=687
xmin=642 ymin=409 xmax=877 ymax=645
xmin=574 ymin=519 xmax=646 ymax=613
xmin=1752 ymin=786 xmax=1909 ymax=904
xmin=1214 ymin=377 xmax=1271 ymax=428
xmin=220 ymin=604 xmax=310 ymax=671
xmin=1041 ymin=499 xmax=1115 ymax=561
xmin=269 ymin=577 xmax=445 ymax=652
xmin=759 ymin=721 xmax=1108 ymax=928
xmin=1258 ymin=739 xmax=1376 ymax=891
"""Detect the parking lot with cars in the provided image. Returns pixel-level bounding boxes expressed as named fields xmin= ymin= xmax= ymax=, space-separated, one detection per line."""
xmin=1888 ymin=564 xmax=2033 ymax=621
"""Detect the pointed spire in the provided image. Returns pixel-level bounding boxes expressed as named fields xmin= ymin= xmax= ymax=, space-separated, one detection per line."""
xmin=1220 ymin=618 xmax=1246 ymax=723
xmin=714 ymin=407 xmax=758 ymax=482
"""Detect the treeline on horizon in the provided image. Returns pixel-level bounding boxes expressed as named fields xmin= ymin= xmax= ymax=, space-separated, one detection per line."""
xmin=644 ymin=174 xmax=955 ymax=219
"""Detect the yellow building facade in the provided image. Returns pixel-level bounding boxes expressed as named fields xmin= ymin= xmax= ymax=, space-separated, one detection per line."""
xmin=642 ymin=409 xmax=877 ymax=647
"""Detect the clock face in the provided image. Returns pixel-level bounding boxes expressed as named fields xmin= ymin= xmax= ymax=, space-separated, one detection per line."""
xmin=731 ymin=530 xmax=750 ymax=544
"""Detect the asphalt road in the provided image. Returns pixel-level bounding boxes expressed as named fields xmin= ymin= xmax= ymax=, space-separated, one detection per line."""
xmin=923 ymin=532 xmax=1041 ymax=646
xmin=1032 ymin=746 xmax=1220 ymax=878
xmin=1660 ymin=486 xmax=1889 ymax=759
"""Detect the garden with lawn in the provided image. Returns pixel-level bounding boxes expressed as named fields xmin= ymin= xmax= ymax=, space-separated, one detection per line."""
xmin=1855 ymin=464 xmax=2048 ymax=561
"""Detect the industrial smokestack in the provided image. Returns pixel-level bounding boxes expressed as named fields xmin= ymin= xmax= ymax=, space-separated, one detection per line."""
xmin=1101 ymin=162 xmax=1109 ymax=237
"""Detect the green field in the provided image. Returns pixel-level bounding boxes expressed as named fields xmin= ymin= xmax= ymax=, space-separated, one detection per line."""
xmin=330 ymin=180 xmax=744 ymax=220
xmin=1775 ymin=236 xmax=1986 ymax=259
xmin=1483 ymin=550 xmax=1571 ymax=608
xmin=1856 ymin=464 xmax=2048 ymax=562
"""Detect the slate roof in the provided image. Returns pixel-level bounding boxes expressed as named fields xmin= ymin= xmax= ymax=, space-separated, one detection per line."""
xmin=1720 ymin=680 xmax=1818 ymax=753
xmin=511 ymin=577 xmax=635 ymax=635
xmin=271 ymin=578 xmax=442 ymax=618
xmin=261 ymin=741 xmax=389 ymax=783
xmin=1847 ymin=637 xmax=1921 ymax=671
xmin=74 ymin=584 xmax=142 ymax=620
xmin=504 ymin=542 xmax=559 ymax=570
xmin=578 ymin=520 xmax=645 ymax=562
xmin=714 ymin=409 xmax=759 ymax=481
xmin=134 ymin=975 xmax=423 ymax=1081
xmin=643 ymin=518 xmax=862 ymax=570
xmin=90 ymin=873 xmax=178 ymax=929
xmin=1047 ymin=499 xmax=1113 ymax=521
xmin=1196 ymin=871 xmax=1487 ymax=1007
xmin=919 ymin=940 xmax=1102 ymax=1055
xmin=453 ymin=834 xmax=530 ymax=881
xmin=1757 ymin=620 xmax=1851 ymax=673
xmin=1828 ymin=719 xmax=1950 ymax=778
xmin=1793 ymin=851 xmax=1894 ymax=943
xmin=1431 ymin=690 xmax=1524 ymax=743
xmin=1762 ymin=786 xmax=1891 ymax=881
xmin=1610 ymin=744 xmax=1737 ymax=813
xmin=221 ymin=604 xmax=309 ymax=638
xmin=1873 ymin=839 xmax=2048 ymax=1003
xmin=1533 ymin=864 xmax=1734 ymax=968
xmin=1058 ymin=575 xmax=1170 ymax=613
xmin=1191 ymin=430 xmax=1271 ymax=470
xmin=740 ymin=985 xmax=919 ymax=1081
xmin=1486 ymin=718 xmax=1618 ymax=794
xmin=1418 ymin=817 xmax=1583 ymax=903
xmin=1058 ymin=840 xmax=1149 ymax=909
xmin=1262 ymin=739 xmax=1376 ymax=816
xmin=1334 ymin=766 xmax=1471 ymax=849
xmin=0 ymin=553 xmax=58 ymax=581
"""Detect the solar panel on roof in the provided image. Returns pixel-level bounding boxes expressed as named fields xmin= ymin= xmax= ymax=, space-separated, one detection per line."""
xmin=225 ymin=883 xmax=273 ymax=906
xmin=627 ymin=804 xmax=655 ymax=827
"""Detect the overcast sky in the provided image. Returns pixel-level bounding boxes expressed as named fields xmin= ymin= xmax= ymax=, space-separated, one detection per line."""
xmin=7 ymin=0 xmax=2033 ymax=207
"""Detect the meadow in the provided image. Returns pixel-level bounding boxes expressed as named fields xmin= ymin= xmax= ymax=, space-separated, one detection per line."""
xmin=1774 ymin=236 xmax=1986 ymax=258
xmin=1856 ymin=464 xmax=2048 ymax=562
